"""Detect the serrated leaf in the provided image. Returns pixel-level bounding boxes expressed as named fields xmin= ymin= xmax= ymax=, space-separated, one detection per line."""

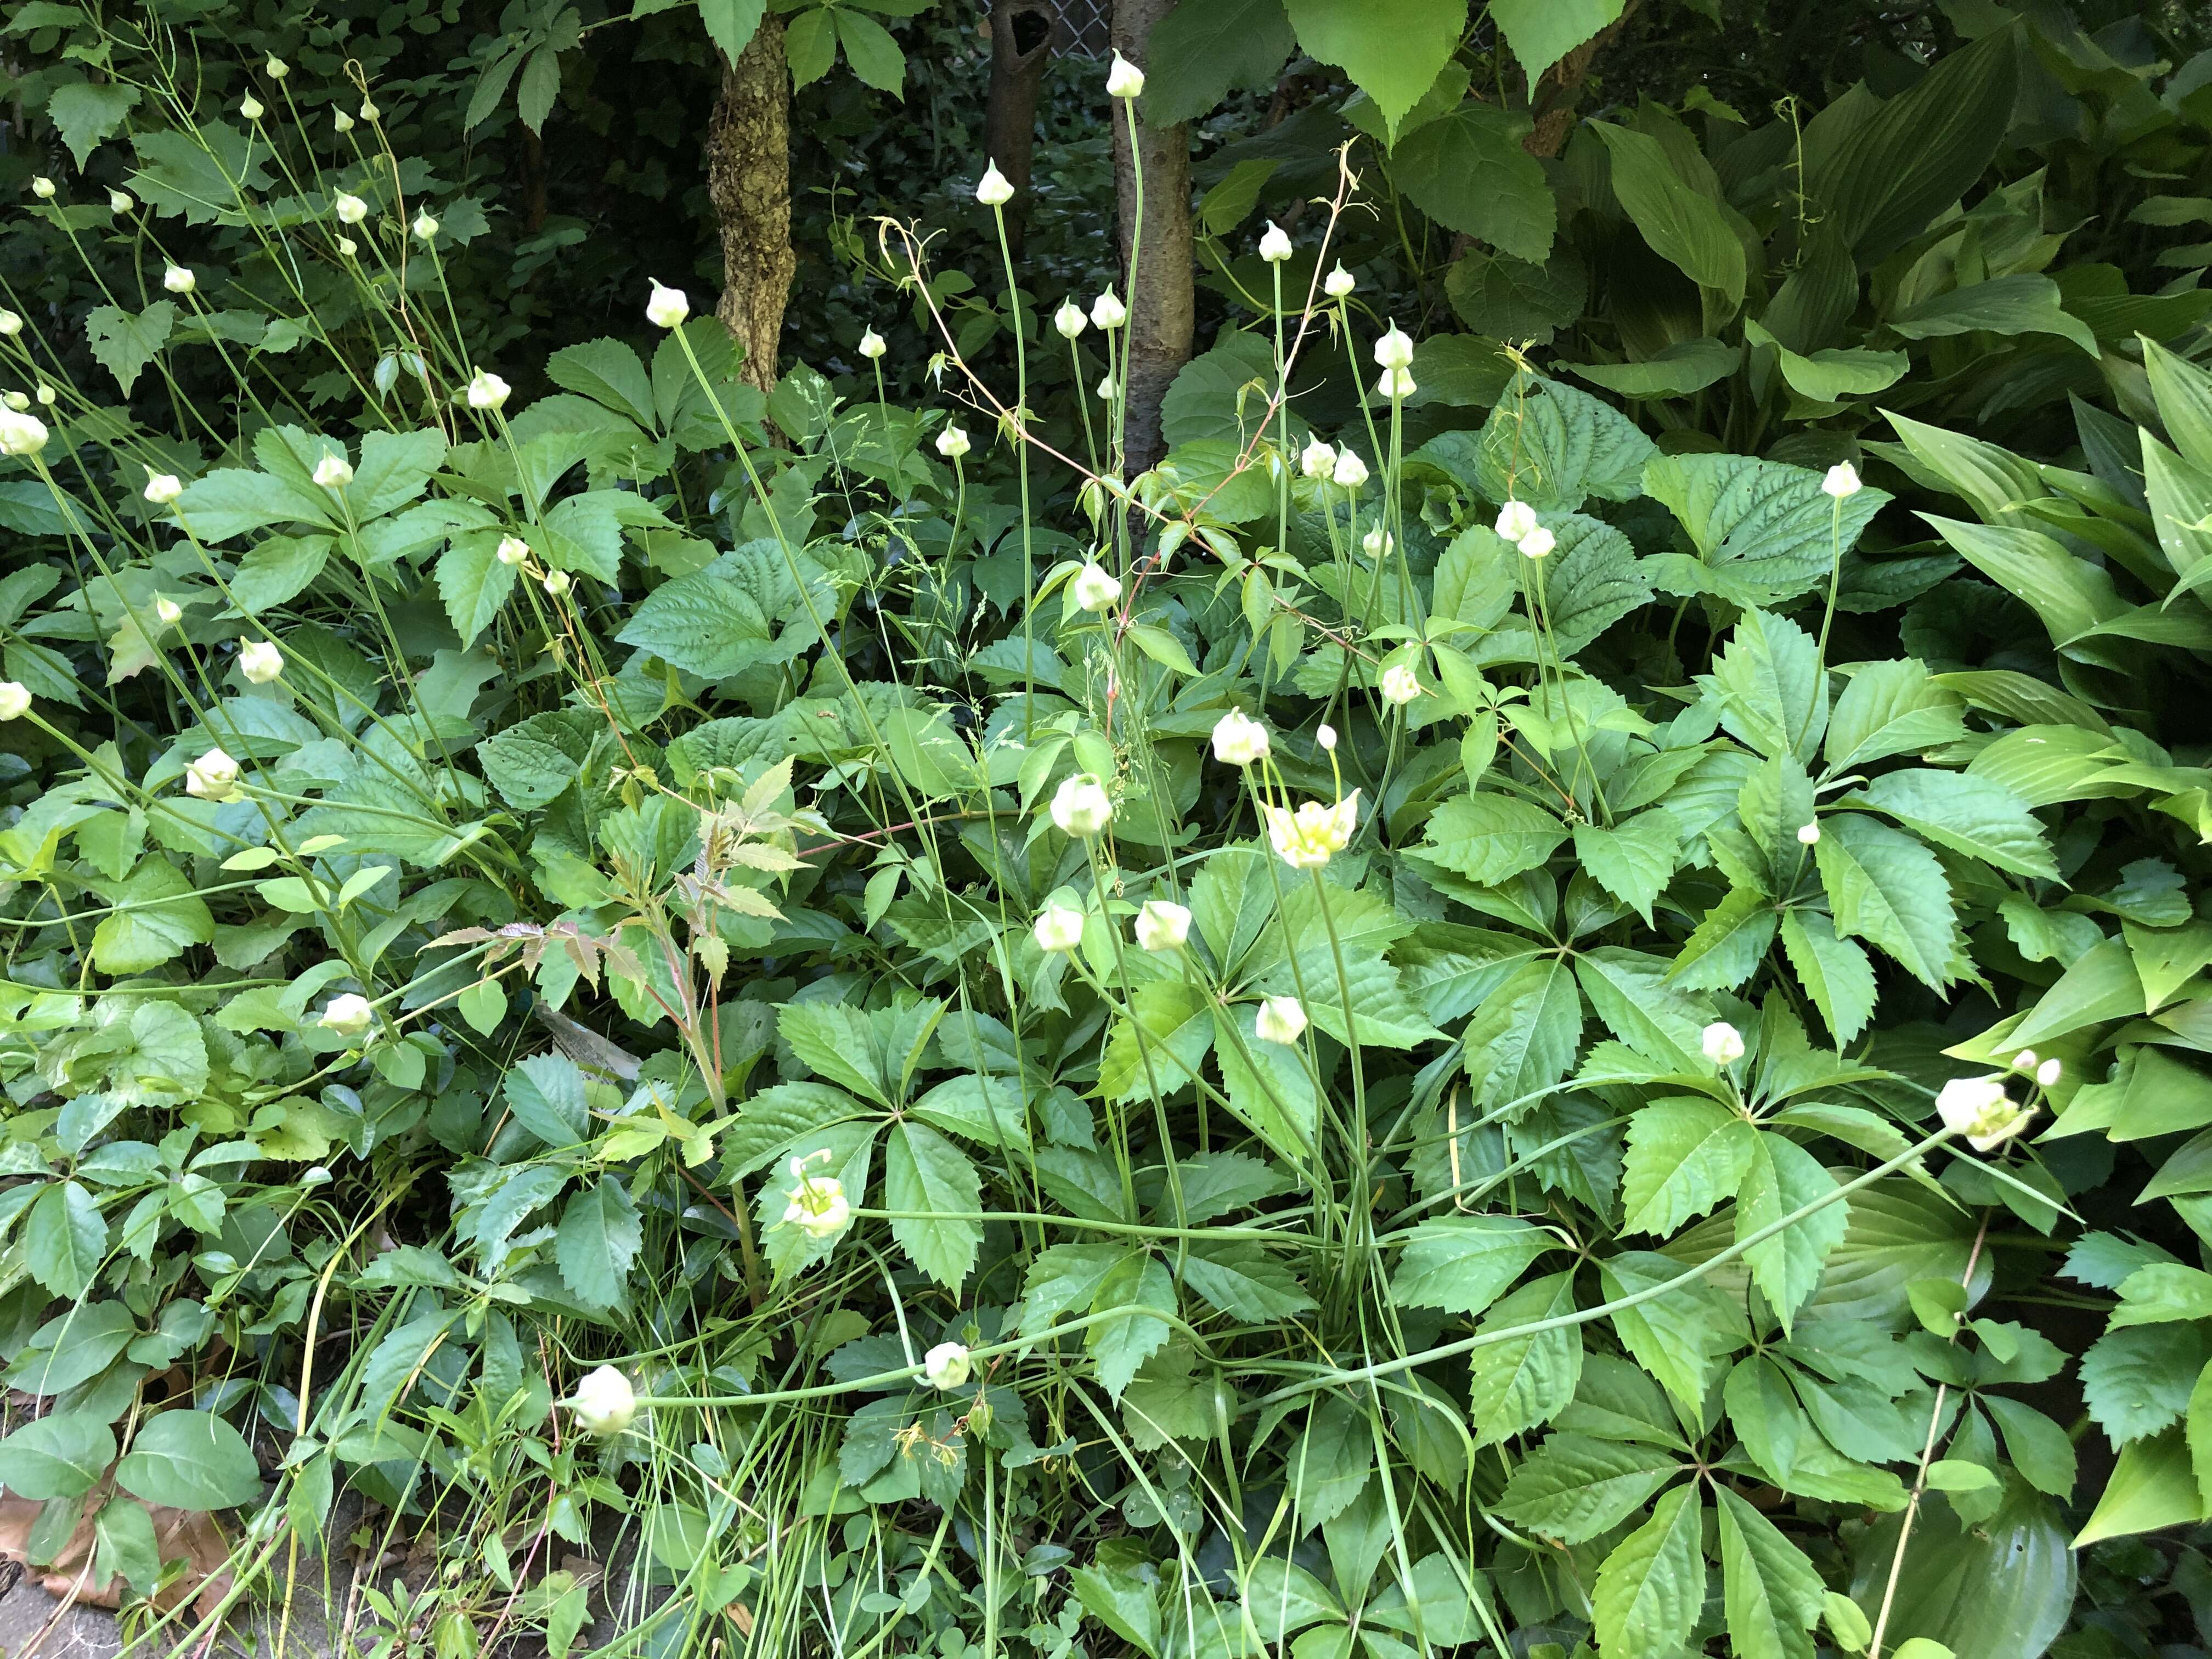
xmin=885 ymin=1120 xmax=980 ymax=1289
xmin=1593 ymin=1483 xmax=1706 ymax=1657
xmin=1390 ymin=1215 xmax=1555 ymax=1316
xmin=555 ymin=1178 xmax=642 ymax=1307
xmin=1621 ymin=1098 xmax=1756 ymax=1238
xmin=1496 ymin=1433 xmax=1680 ymax=1544
xmin=1815 ymin=812 xmax=1958 ymax=990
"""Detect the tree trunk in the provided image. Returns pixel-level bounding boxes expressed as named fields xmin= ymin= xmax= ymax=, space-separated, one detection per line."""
xmin=1110 ymin=0 xmax=1193 ymax=474
xmin=985 ymin=0 xmax=1054 ymax=255
xmin=706 ymin=16 xmax=795 ymax=396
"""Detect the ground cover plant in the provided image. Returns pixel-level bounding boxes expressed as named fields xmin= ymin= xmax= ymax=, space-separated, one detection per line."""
xmin=3 ymin=4 xmax=2212 ymax=1659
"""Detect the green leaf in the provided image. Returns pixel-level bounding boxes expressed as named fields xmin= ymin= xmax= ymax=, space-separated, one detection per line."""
xmin=2081 ymin=1323 xmax=2207 ymax=1444
xmin=1738 ymin=1131 xmax=1848 ymax=1334
xmin=85 ymin=301 xmax=176 ymax=397
xmin=1071 ymin=1556 xmax=1161 ymax=1658
xmin=478 ymin=710 xmax=590 ymax=809
xmin=1475 ymin=375 xmax=1655 ymax=512
xmin=1537 ymin=512 xmax=1654 ymax=654
xmin=1592 ymin=122 xmax=1745 ymax=306
xmin=1645 ymin=452 xmax=1888 ymax=607
xmin=617 ymin=555 xmax=779 ymax=679
xmin=1576 ymin=946 xmax=1710 ymax=1069
xmin=49 ymin=82 xmax=142 ymax=168
xmin=1391 ymin=101 xmax=1555 ymax=265
xmin=1496 ymin=1433 xmax=1680 ymax=1544
xmin=1466 ymin=1271 xmax=1583 ymax=1446
xmin=1621 ymin=1098 xmax=1756 ymax=1238
xmin=1919 ymin=514 xmax=2124 ymax=648
xmin=1137 ymin=0 xmax=1295 ymax=127
xmin=1846 ymin=771 xmax=2056 ymax=881
xmin=1779 ymin=911 xmax=1877 ymax=1046
xmin=832 ymin=10 xmax=904 ymax=93
xmin=1460 ymin=955 xmax=1584 ymax=1111
xmin=0 ymin=1412 xmax=118 ymax=1500
xmin=505 ymin=1052 xmax=592 ymax=1147
xmin=1593 ymin=1484 xmax=1706 ymax=1657
xmin=1983 ymin=1396 xmax=2076 ymax=1499
xmin=1887 ymin=273 xmax=2097 ymax=358
xmin=1825 ymin=659 xmax=1967 ymax=772
xmin=1746 ymin=317 xmax=1906 ymax=402
xmin=1573 ymin=811 xmax=1680 ymax=924
xmin=1285 ymin=1397 xmax=1374 ymax=1530
xmin=1566 ymin=337 xmax=1739 ymax=399
xmin=1411 ymin=793 xmax=1566 ymax=887
xmin=437 ymin=532 xmax=521 ymax=645
xmin=1853 ymin=1482 xmax=2074 ymax=1659
xmin=1715 ymin=1486 xmax=1826 ymax=1659
xmin=1668 ymin=885 xmax=1780 ymax=992
xmin=885 ymin=1119 xmax=980 ymax=1289
xmin=1101 ymin=979 xmax=1217 ymax=1101
xmin=1815 ymin=811 xmax=1959 ymax=990
xmin=1281 ymin=0 xmax=1464 ymax=142
xmin=555 ymin=1178 xmax=642 ymax=1307
xmin=27 ymin=1180 xmax=108 ymax=1298
xmin=1602 ymin=1251 xmax=1737 ymax=1415
xmin=1390 ymin=1215 xmax=1555 ymax=1316
xmin=3 ymin=1302 xmax=137 ymax=1396
xmin=1180 ymin=1241 xmax=1316 ymax=1319
xmin=697 ymin=0 xmax=766 ymax=61
xmin=1089 ymin=1252 xmax=1177 ymax=1398
xmin=1212 ymin=1005 xmax=1318 ymax=1160
xmin=1804 ymin=22 xmax=2021 ymax=262
xmin=1489 ymin=0 xmax=1627 ymax=86
xmin=1707 ymin=607 xmax=1827 ymax=762
xmin=115 ymin=1410 xmax=262 ymax=1510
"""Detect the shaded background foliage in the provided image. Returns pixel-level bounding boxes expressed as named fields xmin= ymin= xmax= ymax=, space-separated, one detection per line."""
xmin=4 ymin=2 xmax=2212 ymax=1658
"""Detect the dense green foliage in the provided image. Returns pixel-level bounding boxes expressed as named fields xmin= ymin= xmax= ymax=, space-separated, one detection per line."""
xmin=5 ymin=4 xmax=2212 ymax=1659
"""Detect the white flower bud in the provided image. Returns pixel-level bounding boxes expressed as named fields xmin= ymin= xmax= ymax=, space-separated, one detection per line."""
xmin=936 ymin=425 xmax=970 ymax=460
xmin=145 ymin=471 xmax=185 ymax=505
xmin=186 ymin=746 xmax=244 ymax=803
xmin=1701 ymin=1021 xmax=1746 ymax=1065
xmin=566 ymin=1365 xmax=636 ymax=1436
xmin=1494 ymin=501 xmax=1538 ymax=543
xmin=1324 ymin=263 xmax=1356 ymax=299
xmin=108 ymin=189 xmax=133 ymax=215
xmin=33 ymin=384 xmax=53 ymax=406
xmin=1096 ymin=375 xmax=1119 ymax=401
xmin=2012 ymin=1049 xmax=2039 ymax=1074
xmin=31 ymin=177 xmax=55 ymax=200
xmin=1518 ymin=526 xmax=1556 ymax=559
xmin=923 ymin=1341 xmax=973 ymax=1389
xmin=264 ymin=54 xmax=289 ymax=80
xmin=334 ymin=109 xmax=356 ymax=134
xmin=2037 ymin=1057 xmax=2063 ymax=1088
xmin=1033 ymin=901 xmax=1085 ymax=953
xmin=1373 ymin=325 xmax=1414 ymax=371
xmin=1054 ymin=299 xmax=1086 ymax=340
xmin=1376 ymin=367 xmax=1417 ymax=400
xmin=312 ymin=452 xmax=353 ymax=488
xmin=1380 ymin=663 xmax=1421 ymax=706
xmin=413 ymin=210 xmax=439 ymax=241
xmin=976 ymin=161 xmax=1015 ymax=207
xmin=4 ymin=393 xmax=27 ymax=411
xmin=496 ymin=535 xmax=529 ymax=566
xmin=1936 ymin=1075 xmax=2033 ymax=1152
xmin=1071 ymin=561 xmax=1122 ymax=613
xmin=859 ymin=326 xmax=887 ymax=359
xmin=155 ymin=596 xmax=183 ymax=626
xmin=1299 ymin=438 xmax=1336 ymax=480
xmin=360 ymin=100 xmax=381 ymax=121
xmin=163 ymin=266 xmax=196 ymax=295
xmin=466 ymin=369 xmax=510 ymax=410
xmin=543 ymin=569 xmax=572 ymax=596
xmin=1822 ymin=462 xmax=1861 ymax=499
xmin=334 ymin=192 xmax=368 ymax=224
xmin=240 ymin=640 xmax=284 ymax=684
xmin=1362 ymin=527 xmax=1393 ymax=558
xmin=1330 ymin=449 xmax=1369 ymax=489
xmin=1317 ymin=724 xmax=1337 ymax=752
xmin=1211 ymin=709 xmax=1269 ymax=766
xmin=1258 ymin=221 xmax=1292 ymax=263
xmin=1105 ymin=50 xmax=1145 ymax=99
xmin=241 ymin=95 xmax=265 ymax=120
xmin=1091 ymin=287 xmax=1127 ymax=330
xmin=0 ymin=682 xmax=30 ymax=721
xmin=646 ymin=279 xmax=688 ymax=329
xmin=1797 ymin=822 xmax=1821 ymax=846
xmin=1050 ymin=772 xmax=1114 ymax=838
xmin=1135 ymin=900 xmax=1191 ymax=952
xmin=0 ymin=409 xmax=49 ymax=456
xmin=1255 ymin=996 xmax=1307 ymax=1045
xmin=0 ymin=311 xmax=19 ymax=336
xmin=319 ymin=992 xmax=374 ymax=1037
xmin=336 ymin=237 xmax=357 ymax=258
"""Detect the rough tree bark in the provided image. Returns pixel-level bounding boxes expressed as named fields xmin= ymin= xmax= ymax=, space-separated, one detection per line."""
xmin=1110 ymin=0 xmax=1193 ymax=474
xmin=985 ymin=0 xmax=1054 ymax=255
xmin=705 ymin=15 xmax=795 ymax=396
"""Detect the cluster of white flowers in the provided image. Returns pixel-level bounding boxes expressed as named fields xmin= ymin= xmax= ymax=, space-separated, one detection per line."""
xmin=1492 ymin=499 xmax=1554 ymax=560
xmin=1936 ymin=1075 xmax=2034 ymax=1150
xmin=783 ymin=1150 xmax=851 ymax=1239
xmin=1262 ymin=793 xmax=1360 ymax=870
